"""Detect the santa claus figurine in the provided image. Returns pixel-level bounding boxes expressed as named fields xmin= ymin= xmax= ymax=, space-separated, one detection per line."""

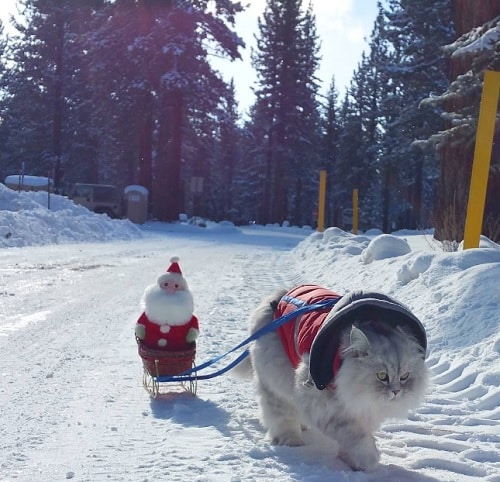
xmin=135 ymin=257 xmax=199 ymax=350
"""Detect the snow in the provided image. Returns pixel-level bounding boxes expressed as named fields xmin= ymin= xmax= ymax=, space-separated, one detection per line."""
xmin=4 ymin=175 xmax=53 ymax=189
xmin=123 ymin=185 xmax=149 ymax=197
xmin=1 ymin=184 xmax=499 ymax=481
xmin=448 ymin=20 xmax=500 ymax=59
xmin=361 ymin=233 xmax=411 ymax=264
xmin=0 ymin=184 xmax=141 ymax=247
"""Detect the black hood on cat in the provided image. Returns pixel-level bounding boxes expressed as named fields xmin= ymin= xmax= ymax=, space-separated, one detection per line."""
xmin=309 ymin=291 xmax=427 ymax=390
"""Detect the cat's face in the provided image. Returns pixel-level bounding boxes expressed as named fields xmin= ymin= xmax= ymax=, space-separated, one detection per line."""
xmin=336 ymin=323 xmax=428 ymax=417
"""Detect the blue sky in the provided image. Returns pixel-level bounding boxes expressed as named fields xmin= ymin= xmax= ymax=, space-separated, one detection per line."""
xmin=0 ymin=0 xmax=15 ymax=25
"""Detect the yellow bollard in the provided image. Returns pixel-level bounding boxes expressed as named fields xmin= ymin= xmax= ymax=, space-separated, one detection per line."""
xmin=463 ymin=70 xmax=500 ymax=249
xmin=317 ymin=170 xmax=327 ymax=232
xmin=352 ymin=188 xmax=359 ymax=235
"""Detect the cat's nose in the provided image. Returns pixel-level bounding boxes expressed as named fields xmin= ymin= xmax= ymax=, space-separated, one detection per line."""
xmin=392 ymin=389 xmax=400 ymax=396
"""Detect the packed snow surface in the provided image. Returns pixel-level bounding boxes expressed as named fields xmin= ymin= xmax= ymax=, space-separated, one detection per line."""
xmin=1 ymin=185 xmax=499 ymax=481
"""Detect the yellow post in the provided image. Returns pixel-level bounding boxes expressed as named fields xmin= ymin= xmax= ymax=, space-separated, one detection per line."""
xmin=463 ymin=70 xmax=500 ymax=249
xmin=317 ymin=169 xmax=327 ymax=232
xmin=352 ymin=188 xmax=359 ymax=235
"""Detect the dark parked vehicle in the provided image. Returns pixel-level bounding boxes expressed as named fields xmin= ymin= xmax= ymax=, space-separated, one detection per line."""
xmin=70 ymin=183 xmax=123 ymax=218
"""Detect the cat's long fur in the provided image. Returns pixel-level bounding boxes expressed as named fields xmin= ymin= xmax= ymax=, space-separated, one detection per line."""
xmin=240 ymin=288 xmax=429 ymax=471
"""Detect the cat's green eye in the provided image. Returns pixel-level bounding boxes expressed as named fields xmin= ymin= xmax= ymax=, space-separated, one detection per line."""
xmin=376 ymin=371 xmax=388 ymax=382
xmin=400 ymin=372 xmax=410 ymax=381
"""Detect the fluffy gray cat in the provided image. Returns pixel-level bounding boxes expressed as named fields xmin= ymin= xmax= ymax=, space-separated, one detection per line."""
xmin=239 ymin=286 xmax=429 ymax=472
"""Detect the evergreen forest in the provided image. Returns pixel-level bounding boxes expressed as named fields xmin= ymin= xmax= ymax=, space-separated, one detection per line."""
xmin=0 ymin=0 xmax=499 ymax=242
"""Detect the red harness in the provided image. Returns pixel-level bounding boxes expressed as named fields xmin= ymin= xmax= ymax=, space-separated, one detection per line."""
xmin=275 ymin=285 xmax=427 ymax=391
xmin=275 ymin=285 xmax=342 ymax=380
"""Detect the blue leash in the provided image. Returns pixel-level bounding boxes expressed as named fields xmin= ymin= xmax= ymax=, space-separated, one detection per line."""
xmin=155 ymin=296 xmax=341 ymax=383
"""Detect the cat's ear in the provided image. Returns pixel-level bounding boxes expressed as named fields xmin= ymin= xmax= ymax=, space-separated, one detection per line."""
xmin=349 ymin=326 xmax=371 ymax=357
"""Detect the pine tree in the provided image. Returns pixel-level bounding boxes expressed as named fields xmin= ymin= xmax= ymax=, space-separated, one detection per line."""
xmin=422 ymin=2 xmax=500 ymax=242
xmin=80 ymin=0 xmax=245 ymax=220
xmin=0 ymin=21 xmax=12 ymax=179
xmin=0 ymin=0 xmax=244 ymax=219
xmin=250 ymin=0 xmax=321 ymax=225
xmin=209 ymin=80 xmax=242 ymax=220
xmin=0 ymin=0 xmax=104 ymax=192
xmin=335 ymin=90 xmax=363 ymax=228
xmin=321 ymin=77 xmax=340 ymax=226
xmin=381 ymin=0 xmax=454 ymax=230
xmin=336 ymin=0 xmax=454 ymax=232
xmin=336 ymin=29 xmax=387 ymax=231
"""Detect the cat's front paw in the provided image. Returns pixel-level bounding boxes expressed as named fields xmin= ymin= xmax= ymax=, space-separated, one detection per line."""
xmin=339 ymin=436 xmax=379 ymax=471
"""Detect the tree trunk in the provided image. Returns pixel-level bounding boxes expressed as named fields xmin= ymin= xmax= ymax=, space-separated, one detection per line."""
xmin=154 ymin=89 xmax=184 ymax=222
xmin=434 ymin=0 xmax=500 ymax=241
xmin=52 ymin=11 xmax=64 ymax=193
xmin=451 ymin=0 xmax=500 ymax=36
xmin=272 ymin=158 xmax=286 ymax=223
xmin=165 ymin=90 xmax=184 ymax=221
xmin=294 ymin=177 xmax=302 ymax=226
xmin=138 ymin=92 xmax=153 ymax=198
xmin=262 ymin=125 xmax=274 ymax=225
xmin=413 ymin=158 xmax=423 ymax=229
xmin=382 ymin=166 xmax=390 ymax=233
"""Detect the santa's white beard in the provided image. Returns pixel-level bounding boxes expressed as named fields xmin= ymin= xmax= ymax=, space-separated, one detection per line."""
xmin=141 ymin=284 xmax=194 ymax=325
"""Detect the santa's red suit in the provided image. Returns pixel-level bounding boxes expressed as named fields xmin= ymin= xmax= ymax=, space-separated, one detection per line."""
xmin=136 ymin=312 xmax=199 ymax=351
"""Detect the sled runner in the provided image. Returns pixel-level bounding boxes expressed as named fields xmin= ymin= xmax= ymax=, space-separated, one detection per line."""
xmin=137 ymin=340 xmax=197 ymax=397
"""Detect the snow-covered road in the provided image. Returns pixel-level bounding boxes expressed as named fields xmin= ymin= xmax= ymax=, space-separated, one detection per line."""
xmin=1 ymin=226 xmax=313 ymax=481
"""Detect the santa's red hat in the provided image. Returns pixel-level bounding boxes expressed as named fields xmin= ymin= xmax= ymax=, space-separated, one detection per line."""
xmin=157 ymin=256 xmax=188 ymax=288
xmin=167 ymin=256 xmax=182 ymax=275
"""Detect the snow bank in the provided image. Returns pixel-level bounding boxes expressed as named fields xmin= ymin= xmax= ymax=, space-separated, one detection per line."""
xmin=0 ymin=183 xmax=142 ymax=248
xmin=4 ymin=174 xmax=53 ymax=189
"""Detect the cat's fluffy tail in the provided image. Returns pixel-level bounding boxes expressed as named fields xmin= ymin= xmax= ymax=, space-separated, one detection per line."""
xmin=229 ymin=354 xmax=253 ymax=379
xmin=229 ymin=288 xmax=287 ymax=380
